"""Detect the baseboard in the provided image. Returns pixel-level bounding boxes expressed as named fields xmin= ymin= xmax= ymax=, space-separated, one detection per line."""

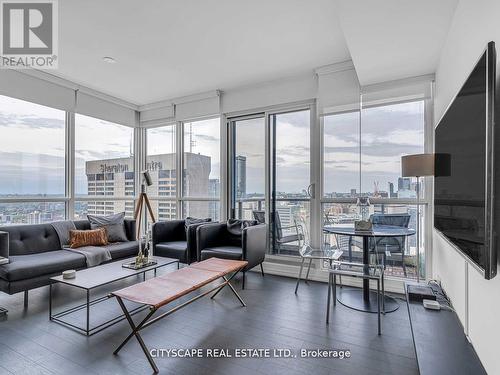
xmin=251 ymin=259 xmax=407 ymax=294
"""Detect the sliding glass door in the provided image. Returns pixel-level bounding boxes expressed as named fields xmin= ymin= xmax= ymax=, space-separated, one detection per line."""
xmin=229 ymin=115 xmax=266 ymax=221
xmin=229 ymin=107 xmax=315 ymax=256
xmin=270 ymin=110 xmax=312 ymax=255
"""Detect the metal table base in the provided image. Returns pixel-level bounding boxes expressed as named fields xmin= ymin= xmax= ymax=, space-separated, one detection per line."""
xmin=337 ymin=288 xmax=399 ymax=313
xmin=49 ymin=260 xmax=178 ymax=336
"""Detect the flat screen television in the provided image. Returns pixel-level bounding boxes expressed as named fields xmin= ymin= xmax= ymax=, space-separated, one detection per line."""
xmin=434 ymin=41 xmax=497 ymax=279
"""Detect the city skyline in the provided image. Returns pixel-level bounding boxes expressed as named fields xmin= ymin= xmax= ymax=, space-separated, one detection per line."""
xmin=0 ymin=95 xmax=424 ymax=196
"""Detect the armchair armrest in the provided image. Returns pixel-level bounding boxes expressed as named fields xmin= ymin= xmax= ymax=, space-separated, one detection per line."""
xmin=0 ymin=231 xmax=8 ymax=260
xmin=152 ymin=220 xmax=185 ymax=247
xmin=124 ymin=219 xmax=137 ymax=241
xmin=196 ymin=222 xmax=227 ymax=261
xmin=242 ymin=224 xmax=267 ymax=269
xmin=186 ymin=221 xmax=212 ymax=263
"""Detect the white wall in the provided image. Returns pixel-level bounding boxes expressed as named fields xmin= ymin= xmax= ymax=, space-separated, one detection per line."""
xmin=433 ymin=1 xmax=500 ymax=373
xmin=221 ymin=73 xmax=317 ymax=114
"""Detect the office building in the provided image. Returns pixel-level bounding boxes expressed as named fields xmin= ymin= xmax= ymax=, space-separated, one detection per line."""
xmin=235 ymin=155 xmax=247 ymax=198
xmin=85 ymin=152 xmax=211 ymax=220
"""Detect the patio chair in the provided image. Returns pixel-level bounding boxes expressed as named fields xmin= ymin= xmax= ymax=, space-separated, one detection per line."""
xmin=351 ymin=213 xmax=411 ymax=276
xmin=253 ymin=210 xmax=302 ymax=254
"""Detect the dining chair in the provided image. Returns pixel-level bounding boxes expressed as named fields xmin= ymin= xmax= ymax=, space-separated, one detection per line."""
xmin=294 ymin=220 xmax=342 ymax=294
xmin=328 ymin=260 xmax=385 ymax=334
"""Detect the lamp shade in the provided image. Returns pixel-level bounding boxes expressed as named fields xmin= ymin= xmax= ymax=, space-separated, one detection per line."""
xmin=401 ymin=153 xmax=434 ymax=177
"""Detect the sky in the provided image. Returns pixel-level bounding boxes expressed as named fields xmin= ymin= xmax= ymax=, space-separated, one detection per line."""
xmin=324 ymin=100 xmax=424 ymax=194
xmin=233 ymin=102 xmax=424 ymax=195
xmin=0 ymin=94 xmax=424 ymax=196
xmin=0 ymin=95 xmax=66 ymax=195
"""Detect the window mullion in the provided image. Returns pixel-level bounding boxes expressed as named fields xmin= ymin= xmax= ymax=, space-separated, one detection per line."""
xmin=176 ymin=121 xmax=183 ymax=219
xmin=66 ymin=111 xmax=75 ymax=219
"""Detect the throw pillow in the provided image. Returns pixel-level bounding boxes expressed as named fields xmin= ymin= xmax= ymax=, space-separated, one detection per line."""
xmin=87 ymin=212 xmax=128 ymax=243
xmin=69 ymin=228 xmax=108 ymax=249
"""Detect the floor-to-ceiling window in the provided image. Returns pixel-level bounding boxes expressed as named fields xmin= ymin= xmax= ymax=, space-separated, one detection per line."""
xmin=0 ymin=95 xmax=67 ymax=225
xmin=182 ymin=117 xmax=221 ymax=221
xmin=0 ymin=84 xmax=429 ymax=280
xmin=270 ymin=109 xmax=311 ymax=255
xmin=322 ymin=100 xmax=427 ymax=279
xmin=229 ymin=107 xmax=313 ymax=256
xmin=74 ymin=114 xmax=135 ymax=219
xmin=231 ymin=116 xmax=266 ymax=221
xmin=146 ymin=124 xmax=177 ymax=221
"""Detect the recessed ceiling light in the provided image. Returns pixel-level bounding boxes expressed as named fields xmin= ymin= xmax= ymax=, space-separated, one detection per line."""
xmin=102 ymin=56 xmax=116 ymax=64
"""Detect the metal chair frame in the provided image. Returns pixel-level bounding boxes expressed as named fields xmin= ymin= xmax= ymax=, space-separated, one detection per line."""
xmin=295 ymin=222 xmax=344 ymax=294
xmin=327 ymin=261 xmax=385 ymax=335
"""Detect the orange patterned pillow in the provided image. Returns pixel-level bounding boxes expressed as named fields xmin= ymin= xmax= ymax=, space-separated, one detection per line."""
xmin=69 ymin=228 xmax=108 ymax=248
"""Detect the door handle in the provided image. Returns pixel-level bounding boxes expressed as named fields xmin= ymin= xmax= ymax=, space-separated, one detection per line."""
xmin=307 ymin=183 xmax=315 ymax=199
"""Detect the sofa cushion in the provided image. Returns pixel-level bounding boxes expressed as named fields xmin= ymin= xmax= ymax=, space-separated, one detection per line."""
xmin=201 ymin=246 xmax=243 ymax=261
xmin=155 ymin=241 xmax=188 ymax=262
xmin=0 ymin=250 xmax=86 ymax=282
xmin=0 ymin=224 xmax=61 ymax=255
xmin=88 ymin=213 xmax=128 ymax=243
xmin=104 ymin=241 xmax=140 ymax=260
xmin=74 ymin=219 xmax=136 ymax=242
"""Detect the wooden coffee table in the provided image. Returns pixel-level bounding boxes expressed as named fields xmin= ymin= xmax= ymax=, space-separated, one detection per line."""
xmin=49 ymin=257 xmax=178 ymax=336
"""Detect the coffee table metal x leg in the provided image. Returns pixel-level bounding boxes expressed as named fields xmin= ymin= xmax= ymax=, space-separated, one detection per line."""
xmin=113 ymin=270 xmax=245 ymax=373
xmin=114 ymin=297 xmax=159 ymax=372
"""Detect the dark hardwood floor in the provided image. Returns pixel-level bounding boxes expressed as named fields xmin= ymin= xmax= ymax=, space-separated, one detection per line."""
xmin=0 ymin=264 xmax=418 ymax=375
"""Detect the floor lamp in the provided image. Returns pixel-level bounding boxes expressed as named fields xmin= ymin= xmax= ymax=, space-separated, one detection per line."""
xmin=134 ymin=170 xmax=156 ymax=239
xmin=401 ymin=154 xmax=434 ymax=282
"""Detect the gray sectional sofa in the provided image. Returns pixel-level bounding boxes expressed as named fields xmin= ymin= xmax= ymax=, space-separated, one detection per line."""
xmin=0 ymin=219 xmax=139 ymax=306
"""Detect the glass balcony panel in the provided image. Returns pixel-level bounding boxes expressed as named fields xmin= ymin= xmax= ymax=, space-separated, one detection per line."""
xmin=322 ymin=202 xmax=425 ymax=280
xmin=182 ymin=200 xmax=220 ymax=221
xmin=0 ymin=201 xmax=66 ymax=226
xmin=74 ymin=200 xmax=135 ymax=220
xmin=270 ymin=199 xmax=310 ymax=256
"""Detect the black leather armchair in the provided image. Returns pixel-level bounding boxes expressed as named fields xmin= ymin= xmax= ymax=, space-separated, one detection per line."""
xmin=152 ymin=219 xmax=211 ymax=264
xmin=197 ymin=222 xmax=266 ymax=289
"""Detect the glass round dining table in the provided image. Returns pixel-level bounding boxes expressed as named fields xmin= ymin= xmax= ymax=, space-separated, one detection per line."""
xmin=323 ymin=225 xmax=415 ymax=313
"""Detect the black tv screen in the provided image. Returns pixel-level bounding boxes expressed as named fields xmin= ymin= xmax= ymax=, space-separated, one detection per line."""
xmin=434 ymin=42 xmax=497 ymax=279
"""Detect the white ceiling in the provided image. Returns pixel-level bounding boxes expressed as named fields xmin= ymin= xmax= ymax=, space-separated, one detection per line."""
xmin=57 ymin=0 xmax=350 ymax=106
xmin=54 ymin=0 xmax=459 ymax=106
xmin=334 ymin=0 xmax=458 ymax=86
